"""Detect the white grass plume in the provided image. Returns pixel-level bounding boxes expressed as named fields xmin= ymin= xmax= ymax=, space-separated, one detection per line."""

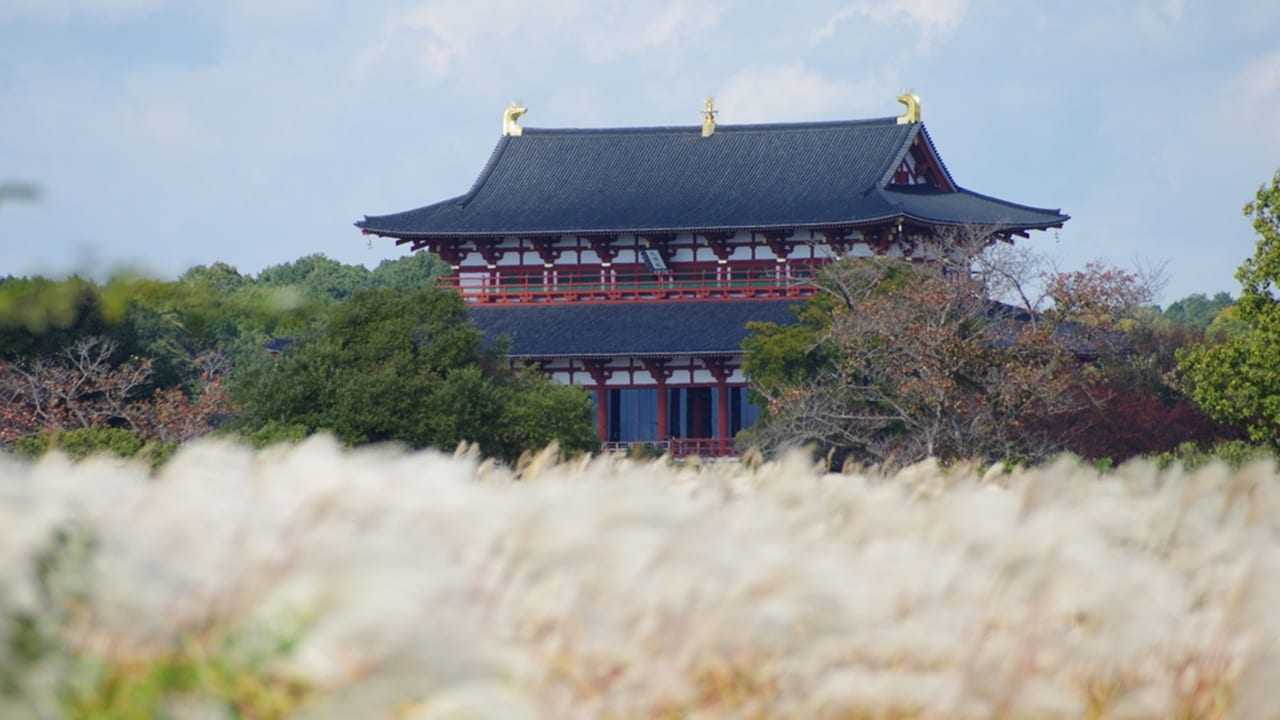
xmin=1 ymin=438 xmax=1277 ymax=718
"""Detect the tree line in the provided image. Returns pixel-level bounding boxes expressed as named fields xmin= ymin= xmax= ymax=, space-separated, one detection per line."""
xmin=0 ymin=252 xmax=597 ymax=463
xmin=2 ymin=170 xmax=1278 ymax=466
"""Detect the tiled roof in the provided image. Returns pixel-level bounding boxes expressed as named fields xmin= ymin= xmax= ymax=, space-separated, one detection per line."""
xmin=468 ymin=300 xmax=801 ymax=357
xmin=467 ymin=298 xmax=1109 ymax=360
xmin=357 ymin=118 xmax=1068 ymax=238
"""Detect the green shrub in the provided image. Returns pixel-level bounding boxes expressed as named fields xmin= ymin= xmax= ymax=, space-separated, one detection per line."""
xmin=1153 ymin=439 xmax=1275 ymax=470
xmin=229 ymin=420 xmax=312 ymax=449
xmin=13 ymin=427 xmax=176 ymax=469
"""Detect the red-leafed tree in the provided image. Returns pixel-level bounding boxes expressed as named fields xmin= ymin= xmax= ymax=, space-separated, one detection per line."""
xmin=0 ymin=336 xmax=233 ymax=447
xmin=1044 ymin=260 xmax=1156 ymax=328
xmin=136 ymin=350 xmax=234 ymax=443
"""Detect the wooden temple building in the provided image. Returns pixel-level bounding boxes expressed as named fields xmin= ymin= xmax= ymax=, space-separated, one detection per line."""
xmin=356 ymin=96 xmax=1068 ymax=457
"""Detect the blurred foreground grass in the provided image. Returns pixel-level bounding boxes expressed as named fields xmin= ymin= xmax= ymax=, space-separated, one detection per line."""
xmin=2 ymin=438 xmax=1277 ymax=719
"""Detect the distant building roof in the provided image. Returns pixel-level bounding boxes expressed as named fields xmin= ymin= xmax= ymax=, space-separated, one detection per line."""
xmin=468 ymin=300 xmax=801 ymax=357
xmin=264 ymin=337 xmax=294 ymax=355
xmin=357 ymin=117 xmax=1068 ymax=239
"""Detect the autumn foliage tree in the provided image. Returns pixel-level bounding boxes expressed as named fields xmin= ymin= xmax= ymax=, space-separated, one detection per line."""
xmin=740 ymin=234 xmax=1229 ymax=466
xmin=742 ymin=256 xmax=1093 ymax=466
xmin=0 ymin=336 xmax=233 ymax=447
xmin=1033 ymin=259 xmax=1233 ymax=459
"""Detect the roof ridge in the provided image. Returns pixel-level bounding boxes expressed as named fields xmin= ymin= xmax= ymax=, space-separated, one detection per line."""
xmin=518 ymin=116 xmax=902 ymax=136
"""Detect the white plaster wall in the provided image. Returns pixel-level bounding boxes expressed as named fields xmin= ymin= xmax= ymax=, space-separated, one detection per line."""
xmin=690 ymin=369 xmax=715 ymax=385
xmin=451 ymin=230 xmax=907 ymax=268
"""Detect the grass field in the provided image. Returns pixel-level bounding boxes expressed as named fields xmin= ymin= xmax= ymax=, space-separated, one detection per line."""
xmin=2 ymin=437 xmax=1278 ymax=718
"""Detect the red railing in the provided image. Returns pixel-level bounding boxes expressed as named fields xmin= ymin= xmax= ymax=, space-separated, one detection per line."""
xmin=602 ymin=438 xmax=737 ymax=459
xmin=438 ymin=264 xmax=825 ymax=304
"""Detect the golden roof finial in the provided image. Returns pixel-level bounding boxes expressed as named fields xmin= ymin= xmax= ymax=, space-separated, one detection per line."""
xmin=503 ymin=101 xmax=527 ymax=136
xmin=701 ymin=96 xmax=717 ymax=137
xmin=896 ymin=92 xmax=921 ymax=124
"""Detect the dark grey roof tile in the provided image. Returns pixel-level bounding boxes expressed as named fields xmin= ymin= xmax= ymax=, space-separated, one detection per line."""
xmin=358 ymin=118 xmax=1067 ymax=237
xmin=468 ymin=300 xmax=801 ymax=357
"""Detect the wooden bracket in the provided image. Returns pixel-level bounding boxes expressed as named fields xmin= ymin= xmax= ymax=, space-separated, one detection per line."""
xmin=700 ymin=355 xmax=733 ymax=384
xmin=639 ymin=357 xmax=674 ymax=384
xmin=527 ymin=237 xmax=563 ymax=266
xmin=472 ymin=237 xmax=505 ymax=267
xmin=762 ymin=230 xmax=796 ymax=261
xmin=584 ymin=235 xmax=621 ymax=265
xmin=580 ymin=358 xmax=613 ymax=386
xmin=700 ymin=232 xmax=735 ymax=262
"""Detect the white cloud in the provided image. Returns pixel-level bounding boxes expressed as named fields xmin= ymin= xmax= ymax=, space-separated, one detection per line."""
xmin=715 ymin=62 xmax=894 ymax=123
xmin=353 ymin=0 xmax=723 ymax=79
xmin=812 ymin=0 xmax=968 ymax=49
xmin=579 ymin=1 xmax=724 ymax=63
xmin=1225 ymin=49 xmax=1280 ymax=156
xmin=122 ymin=97 xmax=198 ymax=148
xmin=1134 ymin=0 xmax=1186 ymax=35
xmin=352 ymin=0 xmax=586 ymax=78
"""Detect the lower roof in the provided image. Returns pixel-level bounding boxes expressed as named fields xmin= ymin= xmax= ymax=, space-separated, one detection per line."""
xmin=468 ymin=300 xmax=800 ymax=357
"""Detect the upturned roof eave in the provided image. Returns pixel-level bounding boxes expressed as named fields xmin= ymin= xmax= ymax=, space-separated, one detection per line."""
xmin=356 ymin=212 xmax=1067 ymax=242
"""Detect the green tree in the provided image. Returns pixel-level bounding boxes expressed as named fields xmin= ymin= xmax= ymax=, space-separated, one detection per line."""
xmin=230 ymin=286 xmax=595 ymax=461
xmin=493 ymin=368 xmax=599 ymax=461
xmin=370 ymin=251 xmax=447 ymax=290
xmin=126 ymin=267 xmax=326 ymax=385
xmin=1177 ymin=171 xmax=1280 ymax=446
xmin=0 ymin=276 xmax=136 ymax=358
xmin=1163 ymin=292 xmax=1234 ymax=334
xmin=179 ymin=261 xmax=248 ymax=294
xmin=256 ymin=253 xmax=374 ymax=301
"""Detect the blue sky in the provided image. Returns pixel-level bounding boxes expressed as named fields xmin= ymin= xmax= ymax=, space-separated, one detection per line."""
xmin=1 ymin=0 xmax=1278 ymax=303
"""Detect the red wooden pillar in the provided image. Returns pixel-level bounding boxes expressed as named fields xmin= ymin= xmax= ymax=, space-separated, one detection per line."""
xmin=716 ymin=388 xmax=729 ymax=452
xmin=702 ymin=356 xmax=733 ymax=455
xmin=582 ymin=359 xmax=612 ymax=445
xmin=641 ymin=358 xmax=673 ymax=442
xmin=657 ymin=386 xmax=668 ymax=442
xmin=596 ymin=389 xmax=609 ymax=442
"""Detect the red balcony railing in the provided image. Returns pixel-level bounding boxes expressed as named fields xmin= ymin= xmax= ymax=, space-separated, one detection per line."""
xmin=438 ymin=263 xmax=825 ymax=304
xmin=602 ymin=438 xmax=737 ymax=459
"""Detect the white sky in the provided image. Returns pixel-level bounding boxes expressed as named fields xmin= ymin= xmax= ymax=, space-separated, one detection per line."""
xmin=1 ymin=0 xmax=1278 ymax=302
